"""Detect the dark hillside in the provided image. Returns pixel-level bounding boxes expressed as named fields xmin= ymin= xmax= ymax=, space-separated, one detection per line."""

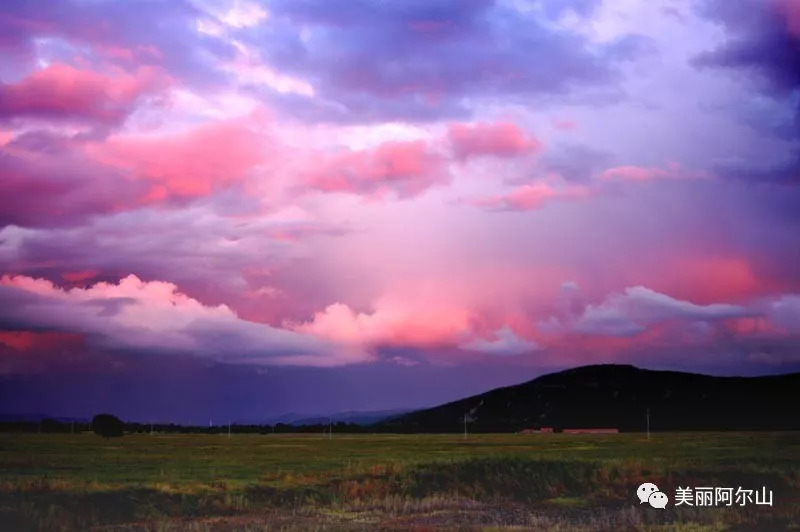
xmin=378 ymin=365 xmax=800 ymax=432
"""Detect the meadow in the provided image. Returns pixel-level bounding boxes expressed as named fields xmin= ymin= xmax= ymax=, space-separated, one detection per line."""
xmin=1 ymin=432 xmax=798 ymax=531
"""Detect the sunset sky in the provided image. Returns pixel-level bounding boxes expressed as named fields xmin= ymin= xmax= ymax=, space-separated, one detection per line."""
xmin=1 ymin=0 xmax=799 ymax=423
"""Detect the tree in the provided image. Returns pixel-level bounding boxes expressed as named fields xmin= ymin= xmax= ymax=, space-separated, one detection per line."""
xmin=92 ymin=413 xmax=124 ymax=438
xmin=40 ymin=418 xmax=67 ymax=433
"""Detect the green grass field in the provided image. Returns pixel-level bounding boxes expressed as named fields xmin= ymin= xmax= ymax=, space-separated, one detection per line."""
xmin=1 ymin=432 xmax=798 ymax=531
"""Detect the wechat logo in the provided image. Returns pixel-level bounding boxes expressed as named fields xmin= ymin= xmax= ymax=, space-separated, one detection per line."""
xmin=637 ymin=482 xmax=669 ymax=509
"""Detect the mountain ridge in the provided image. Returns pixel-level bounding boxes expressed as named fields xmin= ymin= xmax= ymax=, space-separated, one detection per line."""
xmin=377 ymin=364 xmax=800 ymax=432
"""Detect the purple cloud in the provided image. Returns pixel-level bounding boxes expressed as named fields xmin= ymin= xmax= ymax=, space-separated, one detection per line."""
xmin=253 ymin=0 xmax=652 ymax=121
xmin=0 ymin=274 xmax=365 ymax=367
xmin=694 ymin=0 xmax=800 ymax=141
xmin=0 ymin=132 xmax=149 ymax=228
xmin=0 ymin=0 xmax=236 ymax=88
xmin=694 ymin=0 xmax=800 ymax=95
xmin=547 ymin=285 xmax=755 ymax=338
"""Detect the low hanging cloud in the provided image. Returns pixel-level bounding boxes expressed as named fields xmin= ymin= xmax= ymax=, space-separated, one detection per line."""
xmin=769 ymin=294 xmax=800 ymax=333
xmin=0 ymin=274 xmax=368 ymax=367
xmin=545 ymin=285 xmax=756 ymax=338
xmin=287 ymin=298 xmax=474 ymax=347
xmin=599 ymin=163 xmax=711 ymax=182
xmin=459 ymin=326 xmax=541 ymax=356
xmin=469 ymin=182 xmax=592 ymax=212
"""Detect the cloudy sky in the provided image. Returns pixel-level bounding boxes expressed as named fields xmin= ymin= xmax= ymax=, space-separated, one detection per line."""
xmin=1 ymin=0 xmax=798 ymax=422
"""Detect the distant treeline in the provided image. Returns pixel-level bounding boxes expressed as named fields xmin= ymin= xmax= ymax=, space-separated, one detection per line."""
xmin=0 ymin=419 xmax=387 ymax=435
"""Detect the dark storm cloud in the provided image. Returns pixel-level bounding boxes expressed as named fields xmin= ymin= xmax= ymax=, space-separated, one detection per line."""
xmin=713 ymin=151 xmax=800 ymax=185
xmin=694 ymin=0 xmax=800 ymax=94
xmin=694 ymin=0 xmax=800 ymax=141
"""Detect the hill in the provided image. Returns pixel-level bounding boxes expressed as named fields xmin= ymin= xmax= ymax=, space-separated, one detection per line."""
xmin=377 ymin=364 xmax=800 ymax=433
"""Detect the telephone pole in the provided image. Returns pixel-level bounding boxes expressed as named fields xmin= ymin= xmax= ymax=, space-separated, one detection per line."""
xmin=463 ymin=413 xmax=467 ymax=440
xmin=646 ymin=407 xmax=650 ymax=440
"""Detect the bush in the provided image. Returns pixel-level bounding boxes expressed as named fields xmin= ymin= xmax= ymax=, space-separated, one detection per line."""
xmin=92 ymin=414 xmax=124 ymax=438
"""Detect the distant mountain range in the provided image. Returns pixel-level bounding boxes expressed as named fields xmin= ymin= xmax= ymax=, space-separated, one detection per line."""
xmin=376 ymin=364 xmax=800 ymax=432
xmin=0 ymin=410 xmax=411 ymax=427
xmin=0 ymin=413 xmax=88 ymax=423
xmin=257 ymin=409 xmax=411 ymax=426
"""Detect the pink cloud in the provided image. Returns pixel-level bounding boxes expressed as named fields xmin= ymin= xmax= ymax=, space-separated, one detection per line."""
xmin=776 ymin=0 xmax=800 ymax=36
xmin=0 ymin=63 xmax=168 ymax=126
xmin=448 ymin=121 xmax=542 ymax=159
xmin=601 ymin=165 xmax=669 ymax=181
xmin=600 ymin=162 xmax=711 ymax=182
xmin=470 ymin=182 xmax=592 ymax=211
xmin=286 ymin=268 xmax=565 ymax=352
xmin=89 ymin=118 xmax=268 ymax=199
xmin=0 ymin=131 xmax=151 ymax=227
xmin=0 ymin=330 xmax=84 ymax=352
xmin=536 ymin=284 xmax=790 ymax=354
xmin=649 ymin=257 xmax=768 ymax=305
xmin=532 ymin=282 xmax=800 ymax=366
xmin=552 ymin=118 xmax=577 ymax=130
xmin=289 ymin=299 xmax=474 ymax=347
xmin=61 ymin=270 xmax=100 ymax=283
xmin=305 ymin=140 xmax=447 ymax=198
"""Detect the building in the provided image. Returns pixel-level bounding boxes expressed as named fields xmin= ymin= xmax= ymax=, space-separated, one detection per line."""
xmin=519 ymin=426 xmax=554 ymax=434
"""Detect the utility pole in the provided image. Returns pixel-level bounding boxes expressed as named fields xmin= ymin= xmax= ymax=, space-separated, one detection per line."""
xmin=71 ymin=421 xmax=74 ymax=435
xmin=150 ymin=423 xmax=154 ymax=436
xmin=228 ymin=422 xmax=231 ymax=439
xmin=463 ymin=413 xmax=467 ymax=440
xmin=329 ymin=417 xmax=332 ymax=440
xmin=646 ymin=407 xmax=650 ymax=441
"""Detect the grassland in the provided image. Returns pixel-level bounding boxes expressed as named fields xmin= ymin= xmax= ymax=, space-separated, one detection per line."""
xmin=1 ymin=432 xmax=798 ymax=531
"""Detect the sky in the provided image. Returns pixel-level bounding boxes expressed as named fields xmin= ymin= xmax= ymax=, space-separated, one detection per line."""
xmin=0 ymin=0 xmax=799 ymax=423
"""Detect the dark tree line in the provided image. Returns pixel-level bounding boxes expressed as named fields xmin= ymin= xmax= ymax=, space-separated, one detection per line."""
xmin=0 ymin=417 xmax=385 ymax=435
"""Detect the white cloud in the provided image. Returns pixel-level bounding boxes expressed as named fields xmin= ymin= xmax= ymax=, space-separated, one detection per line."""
xmin=459 ymin=326 xmax=541 ymax=356
xmin=545 ymin=285 xmax=754 ymax=337
xmin=0 ymin=274 xmax=368 ymax=366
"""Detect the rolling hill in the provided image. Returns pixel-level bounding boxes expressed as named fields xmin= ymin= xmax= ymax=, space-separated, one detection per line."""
xmin=377 ymin=364 xmax=800 ymax=433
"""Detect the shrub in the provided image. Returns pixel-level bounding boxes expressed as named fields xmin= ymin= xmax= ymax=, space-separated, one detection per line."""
xmin=91 ymin=414 xmax=124 ymax=438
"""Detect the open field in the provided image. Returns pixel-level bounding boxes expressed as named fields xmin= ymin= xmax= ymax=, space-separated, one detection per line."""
xmin=1 ymin=432 xmax=799 ymax=531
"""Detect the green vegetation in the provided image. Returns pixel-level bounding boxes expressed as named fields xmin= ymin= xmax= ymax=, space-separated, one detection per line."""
xmin=1 ymin=432 xmax=798 ymax=530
